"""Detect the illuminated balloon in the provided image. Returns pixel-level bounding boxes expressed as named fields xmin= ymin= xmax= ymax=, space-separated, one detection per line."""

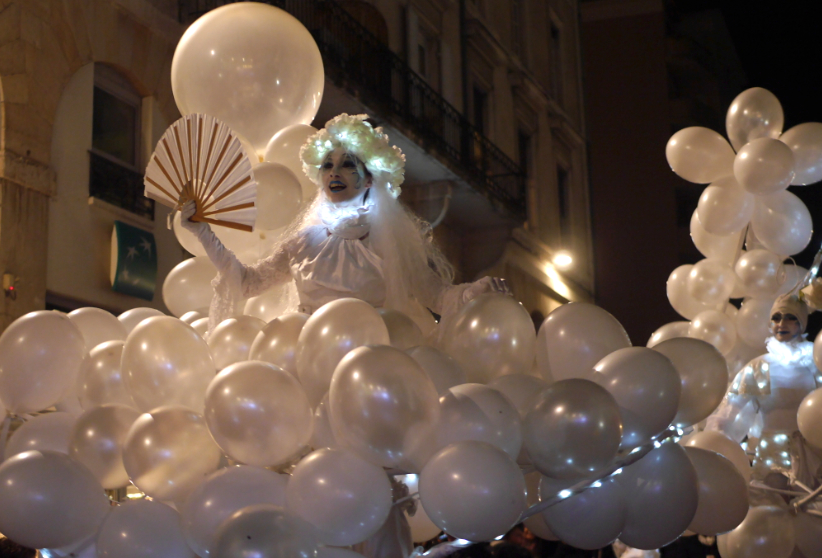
xmin=751 ymin=190 xmax=813 ymax=256
xmin=690 ymin=211 xmax=740 ymax=265
xmin=522 ymin=472 xmax=558 ymax=541
xmin=696 ymin=176 xmax=755 ymax=235
xmin=523 ymin=379 xmax=622 ymax=479
xmin=646 ymin=321 xmax=691 ymax=348
xmin=781 ymin=122 xmax=822 ymax=185
xmin=171 ymin=2 xmax=324 ymax=155
xmin=296 ymin=298 xmax=389 ymax=407
xmin=487 ymin=373 xmax=549 ymax=417
xmin=118 ymin=307 xmax=164 ymax=334
xmin=667 ymin=264 xmax=722 ymax=320
xmin=666 ymin=127 xmax=734 ymax=184
xmin=286 ymin=448 xmax=392 ymax=546
xmin=263 ymin=124 xmax=319 ymax=202
xmin=735 ymin=298 xmax=775 ymax=347
xmin=798 ymin=388 xmax=822 ymax=450
xmin=536 ymin=302 xmax=631 ymax=382
xmin=0 ymin=311 xmax=86 ymax=414
xmin=5 ymin=412 xmax=76 ymax=459
xmin=205 ymin=360 xmax=314 ymax=467
xmin=733 ymin=138 xmax=795 ymax=195
xmin=69 ymin=404 xmax=141 ymax=489
xmin=254 ymin=162 xmax=303 ymax=230
xmin=121 ymin=316 xmax=215 ymax=412
xmin=726 ymin=87 xmax=784 ymax=151
xmin=378 ymin=308 xmax=425 ymax=350
xmin=77 ymin=341 xmax=136 ymax=409
xmin=653 ymin=338 xmax=727 ymax=428
xmin=68 ymin=307 xmax=127 ymax=351
xmin=249 ymin=312 xmax=309 ymax=378
xmin=207 ymin=315 xmax=266 ymax=370
xmin=406 ymin=346 xmax=466 ymax=395
xmin=681 ymin=430 xmax=752 ymax=483
xmin=442 ymin=294 xmax=536 ymax=383
xmin=689 ymin=310 xmax=737 ymax=356
xmin=211 ymin=504 xmax=320 ymax=558
xmin=180 ymin=311 xmax=205 ymax=325
xmin=0 ymin=450 xmax=109 ymax=549
xmin=162 ymin=256 xmax=217 ymax=318
xmin=723 ymin=506 xmax=795 ymax=558
xmin=123 ymin=406 xmax=222 ymax=502
xmin=182 ymin=465 xmax=289 ymax=557
xmin=419 ymin=441 xmax=526 ymax=542
xmin=683 ymin=447 xmax=748 ymax=536
xmin=687 ymin=259 xmax=736 ymax=305
xmin=593 ymin=347 xmax=681 ymax=450
xmin=311 ymin=394 xmax=338 ymax=450
xmin=96 ymin=499 xmax=194 ymax=558
xmin=243 ymin=281 xmax=293 ymax=322
xmin=734 ymin=249 xmax=785 ymax=298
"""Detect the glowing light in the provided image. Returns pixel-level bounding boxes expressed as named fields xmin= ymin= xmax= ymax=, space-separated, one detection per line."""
xmin=558 ymin=489 xmax=573 ymax=499
xmin=553 ymin=251 xmax=573 ymax=268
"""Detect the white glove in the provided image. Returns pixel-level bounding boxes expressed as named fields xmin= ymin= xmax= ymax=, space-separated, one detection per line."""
xmin=179 ymin=200 xmax=208 ymax=235
xmin=462 ymin=276 xmax=511 ymax=303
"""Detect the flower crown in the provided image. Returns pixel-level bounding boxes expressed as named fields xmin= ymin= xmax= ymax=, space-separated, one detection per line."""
xmin=300 ymin=114 xmax=406 ymax=198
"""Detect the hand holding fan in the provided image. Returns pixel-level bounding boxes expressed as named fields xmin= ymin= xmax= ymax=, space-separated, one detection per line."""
xmin=144 ymin=114 xmax=257 ymax=231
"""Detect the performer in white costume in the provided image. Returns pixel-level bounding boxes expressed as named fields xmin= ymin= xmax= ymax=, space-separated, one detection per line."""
xmin=180 ymin=113 xmax=507 ymax=335
xmin=707 ymin=293 xmax=822 ymax=481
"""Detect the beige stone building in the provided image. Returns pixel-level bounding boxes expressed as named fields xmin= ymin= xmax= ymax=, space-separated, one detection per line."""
xmin=0 ymin=0 xmax=592 ymax=332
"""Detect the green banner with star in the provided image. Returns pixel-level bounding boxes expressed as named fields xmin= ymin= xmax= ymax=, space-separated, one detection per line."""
xmin=111 ymin=220 xmax=157 ymax=301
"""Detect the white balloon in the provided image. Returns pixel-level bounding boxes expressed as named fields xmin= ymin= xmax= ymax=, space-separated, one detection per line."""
xmin=734 ymin=249 xmax=785 ymax=298
xmin=696 ymin=176 xmax=755 ymax=235
xmin=162 ymin=257 xmax=217 ymax=318
xmin=182 ymin=465 xmax=289 ymax=557
xmin=735 ymin=298 xmax=775 ymax=347
xmin=254 ymin=162 xmax=303 ymax=230
xmin=69 ymin=404 xmax=141 ymax=489
xmin=776 ymin=264 xmax=808 ymax=297
xmin=180 ymin=311 xmax=204 ymax=324
xmin=118 ymin=307 xmax=165 ymax=334
xmin=97 ymin=499 xmax=195 ymax=558
xmin=311 ymin=393 xmax=339 ymax=450
xmin=781 ymin=122 xmax=822 ymax=185
xmin=171 ymin=2 xmax=324 ymax=154
xmin=689 ymin=310 xmax=737 ymax=356
xmin=67 ymin=307 xmax=127 ymax=352
xmin=173 ymin=211 xmax=208 ymax=257
xmin=726 ymin=87 xmax=784 ymax=151
xmin=646 ymin=321 xmax=691 ymax=348
xmin=211 ymin=504 xmax=319 ymax=558
xmin=687 ymin=259 xmax=736 ymax=305
xmin=733 ymin=138 xmax=795 ymax=195
xmin=191 ymin=317 xmax=210 ymax=338
xmin=406 ymin=346 xmax=466 ymax=396
xmin=666 ymin=127 xmax=735 ymax=184
xmin=486 ymin=373 xmax=549 ymax=417
xmin=243 ymin=282 xmax=293 ymax=322
xmin=752 ymin=190 xmax=813 ymax=256
xmin=435 ymin=383 xmax=522 ymax=460
xmin=207 ymin=315 xmax=266 ymax=370
xmin=286 ymin=448 xmax=393 ymax=546
xmin=317 ymin=547 xmax=366 ymax=558
xmin=213 ymin=225 xmax=264 ymax=264
xmin=378 ymin=308 xmax=425 ymax=350
xmin=667 ymin=264 xmax=719 ymax=320
xmin=249 ymin=312 xmax=309 ymax=378
xmin=690 ymin=211 xmax=741 ymax=265
xmin=77 ymin=341 xmax=136 ymax=409
xmin=5 ymin=412 xmax=76 ymax=459
xmin=263 ymin=124 xmax=318 ymax=203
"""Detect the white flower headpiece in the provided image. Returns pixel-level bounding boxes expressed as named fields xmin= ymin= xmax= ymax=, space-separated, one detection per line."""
xmin=300 ymin=114 xmax=406 ymax=198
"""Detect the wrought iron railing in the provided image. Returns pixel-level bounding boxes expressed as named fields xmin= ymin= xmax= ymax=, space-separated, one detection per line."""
xmin=179 ymin=0 xmax=526 ymax=221
xmin=89 ymin=151 xmax=155 ymax=220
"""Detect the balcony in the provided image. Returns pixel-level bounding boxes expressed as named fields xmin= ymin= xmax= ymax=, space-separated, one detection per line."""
xmin=89 ymin=151 xmax=155 ymax=221
xmin=180 ymin=0 xmax=526 ymax=222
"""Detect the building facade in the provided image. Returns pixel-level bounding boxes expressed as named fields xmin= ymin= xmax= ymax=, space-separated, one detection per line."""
xmin=0 ymin=0 xmax=593 ymax=332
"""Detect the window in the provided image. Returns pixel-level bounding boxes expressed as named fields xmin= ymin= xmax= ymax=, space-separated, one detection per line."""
xmin=550 ymin=21 xmax=563 ymax=105
xmin=89 ymin=65 xmax=153 ymax=220
xmin=557 ymin=165 xmax=571 ymax=243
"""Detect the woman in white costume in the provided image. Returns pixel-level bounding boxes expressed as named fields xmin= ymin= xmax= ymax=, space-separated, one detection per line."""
xmin=707 ymin=293 xmax=822 ymax=481
xmin=180 ymin=113 xmax=507 ymax=334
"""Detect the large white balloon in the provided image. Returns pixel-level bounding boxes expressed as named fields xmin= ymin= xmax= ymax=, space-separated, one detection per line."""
xmin=243 ymin=281 xmax=293 ymax=322
xmin=689 ymin=309 xmax=737 ymax=356
xmin=171 ymin=2 xmax=324 ymax=155
xmin=667 ymin=264 xmax=723 ymax=320
xmin=406 ymin=346 xmax=466 ymax=396
xmin=683 ymin=447 xmax=748 ymax=536
xmin=286 ymin=448 xmax=392 ymax=546
xmin=734 ymin=249 xmax=785 ymax=298
xmin=121 ymin=316 xmax=216 ymax=412
xmin=211 ymin=504 xmax=319 ymax=558
xmin=690 ymin=211 xmax=741 ymax=265
xmin=723 ymin=506 xmax=795 ymax=558
xmin=118 ymin=307 xmax=165 ymax=334
xmin=486 ymin=373 xmax=549 ymax=417
xmin=420 ymin=441 xmax=526 ymax=542
xmin=442 ymin=294 xmax=536 ymax=383
xmin=646 ymin=321 xmax=691 ymax=348
xmin=329 ymin=345 xmax=439 ymax=469
xmin=296 ymin=298 xmax=390 ymax=407
xmin=205 ymin=360 xmax=314 ymax=467
xmin=69 ymin=404 xmax=141 ymax=489
xmin=96 ymin=499 xmax=195 ymax=558
xmin=798 ymin=388 xmax=822 ymax=450
xmin=68 ymin=307 xmax=127 ymax=351
xmin=5 ymin=412 xmax=76 ymax=459
xmin=687 ymin=259 xmax=736 ymax=305
xmin=254 ymin=162 xmax=303 ymax=230
xmin=536 ymin=302 xmax=631 ymax=382
xmin=182 ymin=465 xmax=289 ymax=557
xmin=681 ymin=430 xmax=752 ymax=483
xmin=0 ymin=450 xmax=109 ymax=550
xmin=162 ymin=257 xmax=217 ymax=318
xmin=76 ymin=341 xmax=135 ymax=409
xmin=263 ymin=124 xmax=318 ymax=202
xmin=735 ymin=298 xmax=775 ymax=347
xmin=751 ymin=190 xmax=813 ymax=256
xmin=207 ymin=315 xmax=266 ymax=370
xmin=726 ymin=87 xmax=784 ymax=151
xmin=666 ymin=127 xmax=735 ymax=184
xmin=123 ymin=406 xmax=222 ymax=502
xmin=696 ymin=176 xmax=755 ymax=235
xmin=435 ymin=383 xmax=522 ymax=460
xmin=249 ymin=312 xmax=309 ymax=378
xmin=378 ymin=308 xmax=425 ymax=350
xmin=0 ymin=311 xmax=86 ymax=414
xmin=733 ymin=138 xmax=795 ymax=195
xmin=781 ymin=122 xmax=822 ymax=185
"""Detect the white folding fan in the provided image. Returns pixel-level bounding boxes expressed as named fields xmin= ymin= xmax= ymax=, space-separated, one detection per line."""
xmin=144 ymin=114 xmax=257 ymax=231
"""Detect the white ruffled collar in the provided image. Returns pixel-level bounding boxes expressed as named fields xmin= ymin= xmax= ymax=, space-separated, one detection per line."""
xmin=318 ymin=196 xmax=374 ymax=240
xmin=765 ymin=335 xmax=814 ymax=367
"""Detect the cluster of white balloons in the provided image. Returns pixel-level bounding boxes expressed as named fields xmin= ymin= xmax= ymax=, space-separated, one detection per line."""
xmin=660 ymin=87 xmax=819 ymax=371
xmin=0 ymin=289 xmax=759 ymax=556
